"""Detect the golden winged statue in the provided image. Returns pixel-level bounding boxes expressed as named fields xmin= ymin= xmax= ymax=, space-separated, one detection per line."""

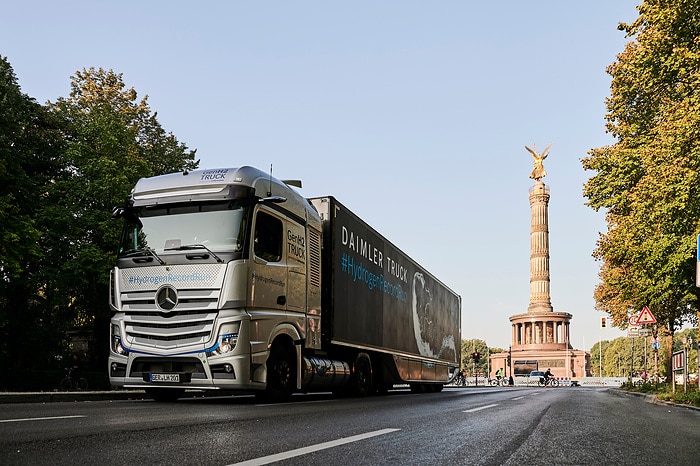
xmin=525 ymin=142 xmax=552 ymax=181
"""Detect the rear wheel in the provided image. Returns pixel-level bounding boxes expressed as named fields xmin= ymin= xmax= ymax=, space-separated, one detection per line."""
xmin=351 ymin=353 xmax=373 ymax=396
xmin=59 ymin=377 xmax=72 ymax=391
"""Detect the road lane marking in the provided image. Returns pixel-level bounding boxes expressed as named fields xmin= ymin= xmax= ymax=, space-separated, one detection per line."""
xmin=511 ymin=396 xmax=526 ymax=400
xmin=229 ymin=428 xmax=400 ymax=465
xmin=463 ymin=404 xmax=499 ymax=413
xmin=255 ymin=399 xmax=333 ymax=407
xmin=0 ymin=415 xmax=86 ymax=423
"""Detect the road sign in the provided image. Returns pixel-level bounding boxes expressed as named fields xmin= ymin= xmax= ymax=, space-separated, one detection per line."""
xmin=639 ymin=328 xmax=651 ymax=337
xmin=652 ymin=342 xmax=661 ymax=350
xmin=672 ymin=351 xmax=685 ymax=371
xmin=628 ymin=327 xmax=640 ymax=338
xmin=628 ymin=315 xmax=639 ymax=326
xmin=637 ymin=306 xmax=657 ymax=324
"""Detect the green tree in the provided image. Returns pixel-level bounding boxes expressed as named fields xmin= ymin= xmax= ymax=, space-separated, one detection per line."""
xmin=41 ymin=68 xmax=199 ymax=376
xmin=582 ymin=0 xmax=700 ymax=379
xmin=460 ymin=339 xmax=490 ymax=378
xmin=0 ymin=56 xmax=68 ymax=388
xmin=592 ymin=337 xmax=663 ymax=378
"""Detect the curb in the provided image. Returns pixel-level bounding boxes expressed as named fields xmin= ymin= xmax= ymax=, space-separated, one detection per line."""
xmin=610 ymin=388 xmax=700 ymax=412
xmin=0 ymin=391 xmax=147 ymax=404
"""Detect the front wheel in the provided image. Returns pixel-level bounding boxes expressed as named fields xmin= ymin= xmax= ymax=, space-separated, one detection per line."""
xmin=261 ymin=341 xmax=296 ymax=402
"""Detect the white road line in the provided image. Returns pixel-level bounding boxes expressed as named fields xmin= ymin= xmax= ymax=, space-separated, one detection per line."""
xmin=229 ymin=428 xmax=400 ymax=466
xmin=463 ymin=403 xmax=499 ymax=413
xmin=0 ymin=415 xmax=86 ymax=424
xmin=255 ymin=399 xmax=333 ymax=407
xmin=511 ymin=396 xmax=526 ymax=400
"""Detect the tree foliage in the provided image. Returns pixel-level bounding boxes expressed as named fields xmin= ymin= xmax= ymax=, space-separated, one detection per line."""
xmin=582 ymin=0 xmax=700 ymax=376
xmin=0 ymin=63 xmax=198 ymax=389
xmin=0 ymin=56 xmax=69 ymax=388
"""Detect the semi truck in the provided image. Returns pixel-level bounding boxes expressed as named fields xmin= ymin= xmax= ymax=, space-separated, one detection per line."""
xmin=108 ymin=166 xmax=461 ymax=401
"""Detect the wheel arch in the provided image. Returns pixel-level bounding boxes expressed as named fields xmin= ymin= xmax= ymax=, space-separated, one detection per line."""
xmin=267 ymin=323 xmax=302 ymax=389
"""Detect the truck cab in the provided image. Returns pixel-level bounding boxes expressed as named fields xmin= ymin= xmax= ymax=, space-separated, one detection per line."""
xmin=108 ymin=166 xmax=323 ymax=401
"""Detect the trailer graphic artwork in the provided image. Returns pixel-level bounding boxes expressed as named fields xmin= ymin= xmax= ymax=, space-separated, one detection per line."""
xmin=330 ymin=201 xmax=459 ymax=363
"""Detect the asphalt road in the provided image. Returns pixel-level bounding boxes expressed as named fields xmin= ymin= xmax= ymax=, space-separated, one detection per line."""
xmin=1 ymin=387 xmax=699 ymax=465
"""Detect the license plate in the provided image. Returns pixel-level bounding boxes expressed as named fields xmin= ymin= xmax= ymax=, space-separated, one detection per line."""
xmin=150 ymin=373 xmax=180 ymax=383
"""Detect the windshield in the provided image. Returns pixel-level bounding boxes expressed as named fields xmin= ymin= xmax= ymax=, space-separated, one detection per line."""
xmin=118 ymin=201 xmax=249 ymax=257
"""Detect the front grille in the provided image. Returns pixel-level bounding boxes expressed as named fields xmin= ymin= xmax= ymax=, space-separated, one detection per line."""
xmin=121 ymin=288 xmax=220 ymax=349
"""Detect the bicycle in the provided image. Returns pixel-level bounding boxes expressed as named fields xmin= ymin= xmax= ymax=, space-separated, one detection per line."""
xmin=453 ymin=373 xmax=467 ymax=387
xmin=489 ymin=377 xmax=508 ymax=387
xmin=538 ymin=376 xmax=559 ymax=387
xmin=60 ymin=368 xmax=88 ymax=391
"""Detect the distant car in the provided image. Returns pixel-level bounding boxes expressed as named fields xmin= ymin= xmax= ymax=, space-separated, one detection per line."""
xmin=528 ymin=371 xmax=545 ymax=384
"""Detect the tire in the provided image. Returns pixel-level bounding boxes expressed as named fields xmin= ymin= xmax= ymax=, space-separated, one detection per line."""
xmin=549 ymin=379 xmax=559 ymax=387
xmin=146 ymin=388 xmax=185 ymax=402
xmin=262 ymin=341 xmax=296 ymax=402
xmin=59 ymin=377 xmax=72 ymax=391
xmin=537 ymin=379 xmax=545 ymax=387
xmin=410 ymin=383 xmax=426 ymax=393
xmin=351 ymin=353 xmax=373 ymax=397
xmin=77 ymin=378 xmax=88 ymax=391
xmin=490 ymin=379 xmax=499 ymax=387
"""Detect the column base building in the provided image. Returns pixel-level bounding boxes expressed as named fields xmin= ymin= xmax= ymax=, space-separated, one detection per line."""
xmin=490 ymin=162 xmax=590 ymax=380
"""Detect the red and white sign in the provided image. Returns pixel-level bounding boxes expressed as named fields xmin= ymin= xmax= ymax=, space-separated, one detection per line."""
xmin=637 ymin=306 xmax=657 ymax=324
xmin=628 ymin=315 xmax=639 ymax=326
xmin=672 ymin=351 xmax=685 ymax=371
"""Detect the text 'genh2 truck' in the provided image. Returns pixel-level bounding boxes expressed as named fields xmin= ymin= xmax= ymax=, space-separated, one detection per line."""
xmin=109 ymin=166 xmax=461 ymax=401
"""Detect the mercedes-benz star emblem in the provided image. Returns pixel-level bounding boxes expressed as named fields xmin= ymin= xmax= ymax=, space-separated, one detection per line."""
xmin=156 ymin=285 xmax=178 ymax=311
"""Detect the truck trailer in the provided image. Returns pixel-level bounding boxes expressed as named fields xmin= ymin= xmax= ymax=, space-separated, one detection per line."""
xmin=108 ymin=166 xmax=461 ymax=401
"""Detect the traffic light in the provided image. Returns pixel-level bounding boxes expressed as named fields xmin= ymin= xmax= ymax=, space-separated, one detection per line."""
xmin=471 ymin=351 xmax=480 ymax=362
xmin=601 ymin=317 xmax=607 ymax=328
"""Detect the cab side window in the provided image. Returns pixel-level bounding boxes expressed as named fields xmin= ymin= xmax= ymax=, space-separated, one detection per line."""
xmin=254 ymin=211 xmax=283 ymax=262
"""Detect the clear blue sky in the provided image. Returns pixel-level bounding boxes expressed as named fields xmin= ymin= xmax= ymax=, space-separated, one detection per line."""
xmin=3 ymin=1 xmax=640 ymax=350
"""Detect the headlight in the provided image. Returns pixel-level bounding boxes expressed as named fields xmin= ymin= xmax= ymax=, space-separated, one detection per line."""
xmin=208 ymin=323 xmax=240 ymax=356
xmin=111 ymin=324 xmax=129 ymax=356
xmin=212 ymin=333 xmax=238 ymax=356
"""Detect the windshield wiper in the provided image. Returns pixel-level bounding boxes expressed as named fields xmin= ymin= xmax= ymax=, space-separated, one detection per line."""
xmin=121 ymin=247 xmax=166 ymax=265
xmin=164 ymin=244 xmax=224 ymax=263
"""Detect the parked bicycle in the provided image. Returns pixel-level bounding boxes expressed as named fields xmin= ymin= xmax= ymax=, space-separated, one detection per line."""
xmin=60 ymin=368 xmax=88 ymax=391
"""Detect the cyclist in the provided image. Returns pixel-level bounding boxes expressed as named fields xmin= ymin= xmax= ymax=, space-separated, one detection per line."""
xmin=495 ymin=367 xmax=504 ymax=382
xmin=543 ymin=368 xmax=554 ymax=386
xmin=69 ymin=353 xmax=83 ymax=383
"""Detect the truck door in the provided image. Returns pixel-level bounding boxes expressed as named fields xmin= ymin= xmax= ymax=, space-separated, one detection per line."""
xmin=250 ymin=209 xmax=287 ymax=311
xmin=285 ymin=220 xmax=306 ymax=313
